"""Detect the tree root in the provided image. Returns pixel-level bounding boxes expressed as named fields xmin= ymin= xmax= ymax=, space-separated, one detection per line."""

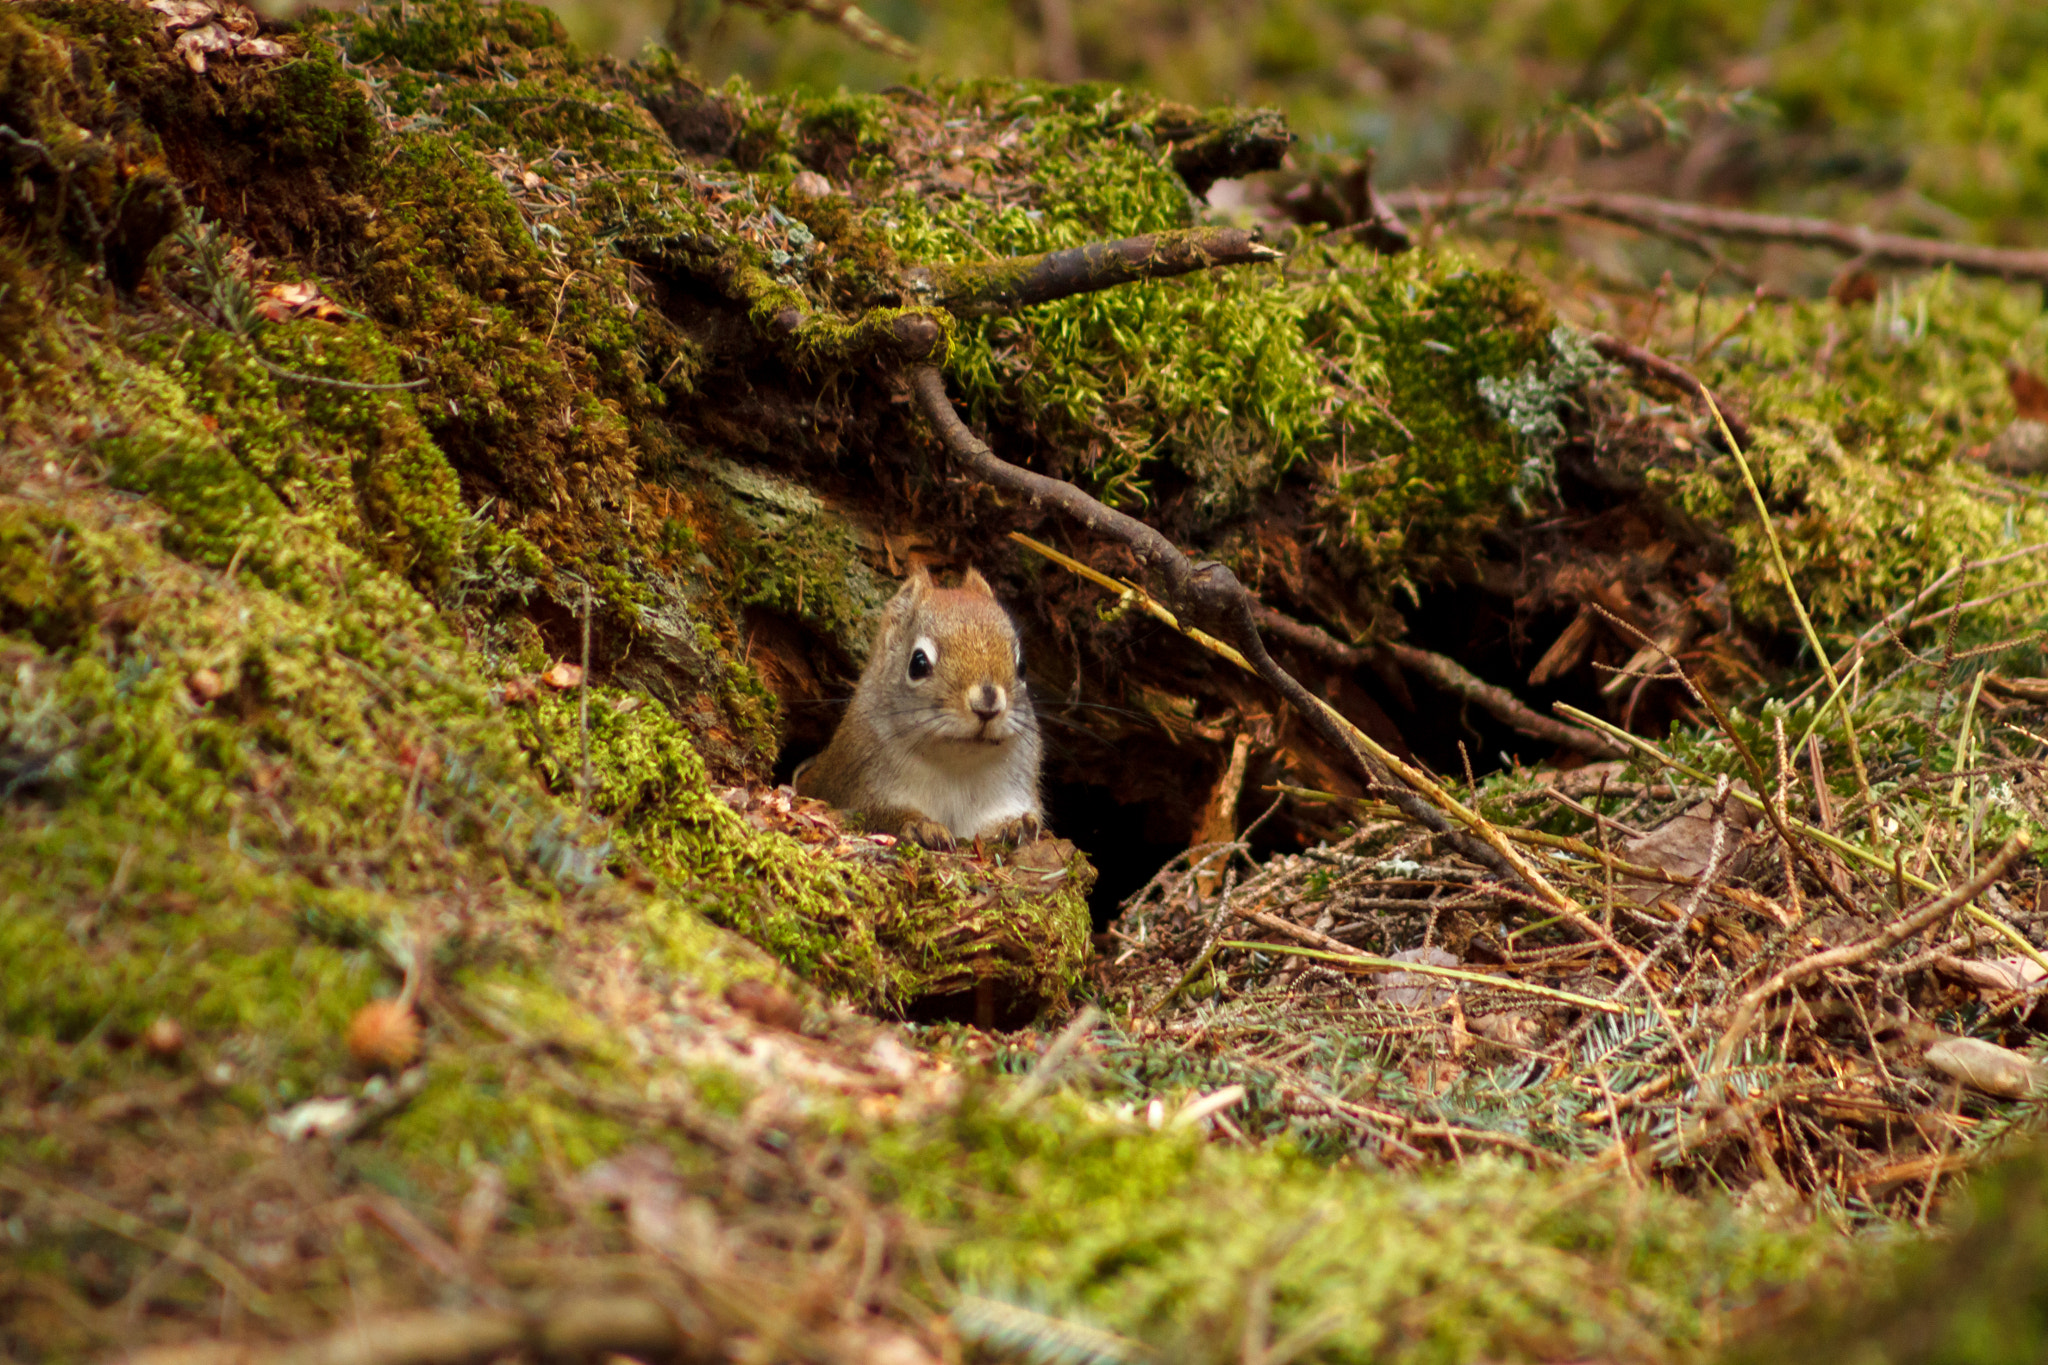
xmin=907 ymin=364 xmax=1557 ymax=897
xmin=1248 ymin=604 xmax=1626 ymax=761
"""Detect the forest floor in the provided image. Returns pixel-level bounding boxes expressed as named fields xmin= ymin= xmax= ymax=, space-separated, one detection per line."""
xmin=8 ymin=2 xmax=2048 ymax=1363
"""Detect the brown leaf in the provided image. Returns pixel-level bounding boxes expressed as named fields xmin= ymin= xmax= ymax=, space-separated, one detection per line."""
xmin=541 ymin=661 xmax=584 ymax=689
xmin=1618 ymin=784 xmax=1758 ymax=904
xmin=255 ymin=280 xmax=346 ymax=324
xmin=1828 ymin=268 xmax=1879 ymax=307
xmin=145 ymin=0 xmax=216 ymax=31
xmin=1924 ymin=1035 xmax=2046 ymax=1099
xmin=1980 ymin=418 xmax=2048 ymax=475
xmin=173 ymin=23 xmax=236 ymax=72
xmin=2009 ymin=362 xmax=2048 ymax=421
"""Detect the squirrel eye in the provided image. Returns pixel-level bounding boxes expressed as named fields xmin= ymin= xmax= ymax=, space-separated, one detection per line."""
xmin=908 ymin=647 xmax=934 ymax=681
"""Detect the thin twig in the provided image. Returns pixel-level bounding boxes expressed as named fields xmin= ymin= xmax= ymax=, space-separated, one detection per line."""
xmin=1391 ymin=187 xmax=2048 ymax=285
xmin=1708 ymin=835 xmax=2030 ymax=1071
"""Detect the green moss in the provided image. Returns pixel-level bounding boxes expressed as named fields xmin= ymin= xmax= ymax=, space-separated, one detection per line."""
xmin=336 ymin=0 xmax=576 ymax=76
xmin=1674 ymin=272 xmax=2048 ymax=653
xmin=698 ymin=457 xmax=893 ymax=660
xmin=0 ymin=814 xmax=387 ymax=1102
xmin=511 ymin=687 xmax=1092 ymax=1017
xmin=874 ymin=1094 xmax=1835 ymax=1364
xmin=0 ymin=508 xmax=97 ymax=651
xmin=1308 ymin=248 xmax=1558 ymax=591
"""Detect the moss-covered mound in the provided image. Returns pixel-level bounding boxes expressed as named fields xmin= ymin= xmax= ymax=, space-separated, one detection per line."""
xmin=0 ymin=1 xmax=1893 ymax=1359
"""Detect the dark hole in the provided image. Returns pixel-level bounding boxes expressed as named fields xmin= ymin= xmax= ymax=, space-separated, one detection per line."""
xmin=901 ymin=985 xmax=1044 ymax=1031
xmin=1043 ymin=779 xmax=1188 ymax=932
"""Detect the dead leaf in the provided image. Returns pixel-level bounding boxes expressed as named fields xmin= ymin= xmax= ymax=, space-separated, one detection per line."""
xmin=187 ymin=667 xmax=227 ymax=701
xmin=1933 ymin=954 xmax=2048 ymax=998
xmin=2009 ymin=362 xmax=2048 ymax=421
xmin=1828 ymin=267 xmax=1880 ymax=307
xmin=1378 ymin=946 xmax=1459 ymax=1010
xmin=173 ymin=24 xmax=236 ymax=72
xmin=541 ymin=661 xmax=584 ymax=689
xmin=254 ymin=280 xmax=347 ymax=324
xmin=1619 ymin=784 xmax=1758 ymax=905
xmin=1980 ymin=418 xmax=2048 ymax=475
xmin=145 ymin=0 xmax=216 ymax=30
xmin=1923 ymin=1035 xmax=2046 ymax=1099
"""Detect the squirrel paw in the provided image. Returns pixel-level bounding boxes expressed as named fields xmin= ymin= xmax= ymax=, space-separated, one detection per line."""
xmin=899 ymin=816 xmax=957 ymax=851
xmin=988 ymin=813 xmax=1045 ymax=845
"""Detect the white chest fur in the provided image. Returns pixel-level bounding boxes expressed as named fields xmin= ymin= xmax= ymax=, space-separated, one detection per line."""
xmin=879 ymin=734 xmax=1040 ymax=839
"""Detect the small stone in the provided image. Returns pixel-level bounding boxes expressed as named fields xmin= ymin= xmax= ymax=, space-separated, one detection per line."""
xmin=1981 ymin=419 xmax=2048 ymax=476
xmin=790 ymin=170 xmax=833 ymax=198
xmin=142 ymin=1016 xmax=185 ymax=1058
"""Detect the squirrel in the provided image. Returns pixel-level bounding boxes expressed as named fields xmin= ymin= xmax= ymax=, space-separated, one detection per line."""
xmin=794 ymin=564 xmax=1044 ymax=850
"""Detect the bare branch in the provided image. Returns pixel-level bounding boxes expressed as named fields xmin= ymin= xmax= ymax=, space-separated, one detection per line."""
xmin=119 ymin=1295 xmax=713 ymax=1365
xmin=916 ymin=227 xmax=1282 ymax=317
xmin=1383 ymin=642 xmax=1628 ymax=760
xmin=1248 ymin=604 xmax=1625 ymax=759
xmin=1159 ymin=109 xmax=1293 ymax=198
xmin=907 ymin=365 xmax=1575 ymax=902
xmin=1586 ymin=332 xmax=1754 ymax=450
xmin=1710 ymin=835 xmax=2031 ymax=1071
xmin=1391 ymin=186 xmax=2048 ymax=285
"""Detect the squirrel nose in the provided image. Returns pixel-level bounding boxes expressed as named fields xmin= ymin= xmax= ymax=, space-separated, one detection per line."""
xmin=970 ymin=685 xmax=1004 ymax=721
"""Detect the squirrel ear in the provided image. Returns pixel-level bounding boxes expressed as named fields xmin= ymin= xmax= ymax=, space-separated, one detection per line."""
xmin=959 ymin=566 xmax=994 ymax=599
xmin=899 ymin=563 xmax=935 ymax=600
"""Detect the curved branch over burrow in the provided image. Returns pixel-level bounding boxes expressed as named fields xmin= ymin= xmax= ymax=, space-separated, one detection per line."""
xmin=913 ymin=226 xmax=1283 ymax=318
xmin=1246 ymin=605 xmax=1628 ymax=761
xmin=906 ymin=364 xmax=1555 ymax=899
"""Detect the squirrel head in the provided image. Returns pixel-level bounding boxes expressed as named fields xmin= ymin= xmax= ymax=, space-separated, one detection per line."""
xmin=868 ymin=564 xmax=1032 ymax=748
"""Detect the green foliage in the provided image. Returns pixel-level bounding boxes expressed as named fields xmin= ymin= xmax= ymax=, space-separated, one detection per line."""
xmin=510 ymin=687 xmax=1093 ymax=1014
xmin=877 ymin=82 xmax=1330 ymax=513
xmin=677 ymin=0 xmax=2048 ymax=242
xmin=1671 ymin=273 xmax=2048 ymax=653
xmin=876 ymin=1094 xmax=1836 ymax=1364
xmin=1308 ymin=248 xmax=1557 ymax=586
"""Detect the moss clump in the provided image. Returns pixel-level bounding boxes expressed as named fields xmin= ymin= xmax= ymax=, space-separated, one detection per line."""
xmin=698 ymin=457 xmax=893 ymax=661
xmin=511 ymin=687 xmax=1092 ymax=1019
xmin=0 ymin=508 xmax=97 ymax=652
xmin=874 ymin=1093 xmax=1835 ymax=1364
xmin=1306 ymin=247 xmax=1559 ymax=590
xmin=1673 ymin=272 xmax=2048 ymax=651
xmin=333 ymin=0 xmax=578 ymax=76
xmin=0 ymin=3 xmax=184 ymax=288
